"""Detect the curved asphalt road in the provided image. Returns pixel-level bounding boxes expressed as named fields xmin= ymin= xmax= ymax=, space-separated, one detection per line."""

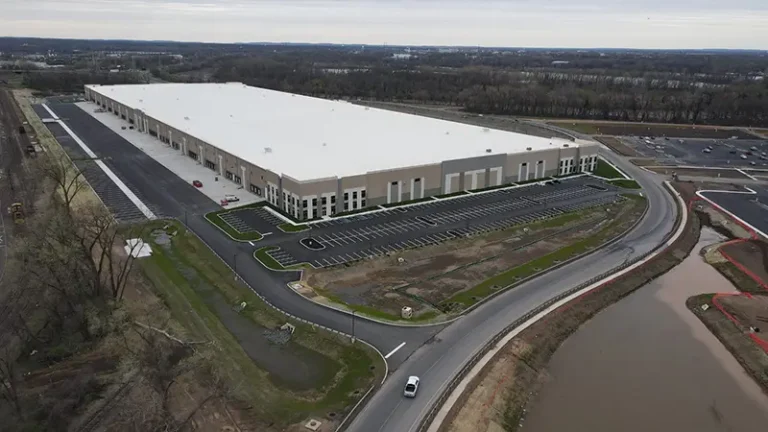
xmin=345 ymin=146 xmax=678 ymax=431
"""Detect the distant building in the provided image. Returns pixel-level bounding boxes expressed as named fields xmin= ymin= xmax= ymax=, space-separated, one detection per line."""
xmin=84 ymin=83 xmax=598 ymax=220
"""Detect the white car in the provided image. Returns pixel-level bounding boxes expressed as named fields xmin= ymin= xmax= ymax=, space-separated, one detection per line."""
xmin=404 ymin=376 xmax=420 ymax=398
xmin=224 ymin=195 xmax=240 ymax=203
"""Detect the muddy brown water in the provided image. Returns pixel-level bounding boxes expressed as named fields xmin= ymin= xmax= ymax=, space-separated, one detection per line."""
xmin=522 ymin=228 xmax=768 ymax=432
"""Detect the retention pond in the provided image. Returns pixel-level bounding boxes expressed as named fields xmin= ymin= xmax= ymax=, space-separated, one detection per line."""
xmin=522 ymin=227 xmax=768 ymax=432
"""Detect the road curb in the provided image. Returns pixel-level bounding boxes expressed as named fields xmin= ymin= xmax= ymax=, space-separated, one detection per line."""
xmin=419 ymin=180 xmax=686 ymax=432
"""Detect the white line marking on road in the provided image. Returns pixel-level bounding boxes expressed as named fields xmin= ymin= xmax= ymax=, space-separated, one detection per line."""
xmin=385 ymin=342 xmax=406 ymax=359
xmin=248 ymin=241 xmax=255 ymax=246
xmin=42 ymin=104 xmax=157 ymax=220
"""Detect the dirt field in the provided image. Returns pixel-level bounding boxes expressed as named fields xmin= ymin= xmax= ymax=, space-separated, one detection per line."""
xmin=719 ymin=240 xmax=768 ymax=293
xmin=305 ymin=199 xmax=640 ymax=319
xmin=594 ymin=136 xmax=639 ymax=157
xmin=719 ymin=294 xmax=768 ymax=346
xmin=688 ymin=294 xmax=768 ymax=395
xmin=440 ymin=182 xmax=700 ymax=432
xmin=548 ymin=120 xmax=757 ymax=139
xmin=647 ymin=166 xmax=752 ymax=179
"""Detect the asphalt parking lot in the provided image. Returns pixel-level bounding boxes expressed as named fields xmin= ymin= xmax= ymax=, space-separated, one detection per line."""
xmin=700 ymin=187 xmax=768 ymax=237
xmin=37 ymin=103 xmax=220 ymax=219
xmin=220 ymin=206 xmax=284 ymax=234
xmin=623 ymin=136 xmax=768 ymax=167
xmin=269 ymin=178 xmax=624 ymax=269
xmin=41 ymin=121 xmax=157 ymax=223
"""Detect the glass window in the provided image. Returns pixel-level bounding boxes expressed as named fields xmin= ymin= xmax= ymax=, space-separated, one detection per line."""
xmin=352 ymin=191 xmax=358 ymax=199
xmin=321 ymin=197 xmax=327 ymax=205
xmin=303 ymin=199 xmax=308 ymax=208
xmin=331 ymin=195 xmax=336 ymax=204
xmin=344 ymin=203 xmax=349 ymax=210
xmin=361 ymin=190 xmax=366 ymax=198
xmin=312 ymin=198 xmax=317 ymax=206
xmin=361 ymin=199 xmax=366 ymax=207
xmin=344 ymin=192 xmax=349 ymax=201
xmin=352 ymin=201 xmax=358 ymax=210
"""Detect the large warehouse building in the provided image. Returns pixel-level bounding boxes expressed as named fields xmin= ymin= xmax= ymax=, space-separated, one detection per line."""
xmin=84 ymin=82 xmax=599 ymax=221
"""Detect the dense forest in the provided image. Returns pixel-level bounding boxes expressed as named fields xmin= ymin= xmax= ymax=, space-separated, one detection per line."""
xmin=3 ymin=37 xmax=767 ymax=126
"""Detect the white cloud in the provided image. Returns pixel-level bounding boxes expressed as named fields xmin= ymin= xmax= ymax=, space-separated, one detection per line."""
xmin=1 ymin=0 xmax=767 ymax=49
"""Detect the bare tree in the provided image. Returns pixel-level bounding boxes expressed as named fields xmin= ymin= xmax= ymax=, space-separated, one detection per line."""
xmin=36 ymin=152 xmax=89 ymax=214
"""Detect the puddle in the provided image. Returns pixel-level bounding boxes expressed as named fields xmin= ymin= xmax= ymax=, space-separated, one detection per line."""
xmin=522 ymin=227 xmax=768 ymax=432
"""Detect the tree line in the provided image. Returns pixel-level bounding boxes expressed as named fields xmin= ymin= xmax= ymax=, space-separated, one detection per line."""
xmin=210 ymin=56 xmax=768 ymax=127
xmin=0 ymin=153 xmax=223 ymax=431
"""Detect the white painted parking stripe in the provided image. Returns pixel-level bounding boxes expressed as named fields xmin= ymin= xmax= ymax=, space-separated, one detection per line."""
xmin=385 ymin=342 xmax=406 ymax=359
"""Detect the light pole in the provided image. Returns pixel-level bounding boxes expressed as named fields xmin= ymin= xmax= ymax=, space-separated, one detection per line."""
xmin=351 ymin=310 xmax=357 ymax=343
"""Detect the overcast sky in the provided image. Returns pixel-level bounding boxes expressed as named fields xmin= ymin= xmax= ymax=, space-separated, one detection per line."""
xmin=2 ymin=0 xmax=768 ymax=49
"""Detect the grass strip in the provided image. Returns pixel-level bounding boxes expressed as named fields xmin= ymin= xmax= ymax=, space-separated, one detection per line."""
xmin=444 ymin=197 xmax=644 ymax=307
xmin=279 ymin=223 xmax=309 ymax=233
xmin=382 ymin=196 xmax=434 ymax=208
xmin=610 ymin=179 xmax=641 ymax=189
xmin=141 ymin=221 xmax=381 ymax=423
xmin=592 ymin=159 xmax=624 ymax=179
xmin=204 ymin=211 xmax=263 ymax=241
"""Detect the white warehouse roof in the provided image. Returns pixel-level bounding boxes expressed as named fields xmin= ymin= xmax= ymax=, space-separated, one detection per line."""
xmin=87 ymin=83 xmax=581 ymax=181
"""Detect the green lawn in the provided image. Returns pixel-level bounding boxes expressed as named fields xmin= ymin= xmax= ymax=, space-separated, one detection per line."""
xmin=140 ymin=221 xmax=382 ymax=424
xmin=592 ymin=159 xmax=625 ymax=179
xmin=443 ymin=197 xmax=645 ymax=308
xmin=279 ymin=223 xmax=309 ymax=233
xmin=610 ymin=179 xmax=642 ymax=189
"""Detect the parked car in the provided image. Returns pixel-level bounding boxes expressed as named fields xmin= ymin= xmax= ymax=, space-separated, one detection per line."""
xmin=224 ymin=194 xmax=240 ymax=203
xmin=740 ymin=154 xmax=748 ymax=160
xmin=403 ymin=376 xmax=420 ymax=398
xmin=702 ymin=148 xmax=711 ymax=153
xmin=121 ymin=126 xmax=127 ymax=130
xmin=192 ymin=180 xmax=203 ymax=188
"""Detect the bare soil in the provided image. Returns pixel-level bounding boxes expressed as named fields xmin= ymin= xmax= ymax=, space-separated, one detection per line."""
xmin=720 ymin=240 xmax=768 ymax=291
xmin=719 ymin=294 xmax=768 ymax=346
xmin=548 ymin=120 xmax=758 ymax=139
xmin=688 ymin=294 xmax=768 ymax=396
xmin=648 ymin=166 xmax=752 ymax=179
xmin=440 ymin=182 xmax=700 ymax=432
xmin=305 ymin=205 xmax=618 ymax=318
xmin=593 ymin=136 xmax=639 ymax=157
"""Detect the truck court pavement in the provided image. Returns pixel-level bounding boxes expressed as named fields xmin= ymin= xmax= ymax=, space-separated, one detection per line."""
xmin=265 ymin=179 xmax=625 ymax=269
